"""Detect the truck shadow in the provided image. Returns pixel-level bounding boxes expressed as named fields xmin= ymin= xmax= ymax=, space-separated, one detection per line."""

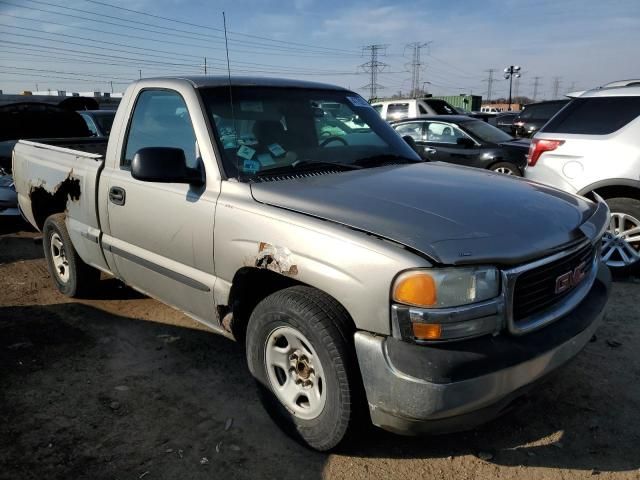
xmin=1 ymin=302 xmax=638 ymax=479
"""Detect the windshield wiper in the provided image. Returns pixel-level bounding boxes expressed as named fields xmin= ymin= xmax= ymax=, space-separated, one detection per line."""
xmin=353 ymin=154 xmax=423 ymax=167
xmin=255 ymin=160 xmax=360 ymax=177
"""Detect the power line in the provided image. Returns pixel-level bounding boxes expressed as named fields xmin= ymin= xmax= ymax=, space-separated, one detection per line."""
xmin=406 ymin=41 xmax=431 ymax=98
xmin=532 ymin=76 xmax=542 ymax=101
xmin=80 ymin=0 xmax=358 ymax=54
xmin=484 ymin=69 xmax=495 ymax=102
xmin=359 ymin=44 xmax=389 ymax=101
xmin=552 ymin=76 xmax=562 ymax=99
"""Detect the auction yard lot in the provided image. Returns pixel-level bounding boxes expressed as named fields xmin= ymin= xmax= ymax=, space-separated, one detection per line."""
xmin=1 ymin=219 xmax=639 ymax=480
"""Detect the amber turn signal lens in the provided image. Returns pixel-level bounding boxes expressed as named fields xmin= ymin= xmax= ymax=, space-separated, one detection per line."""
xmin=412 ymin=323 xmax=442 ymax=340
xmin=393 ymin=272 xmax=437 ymax=307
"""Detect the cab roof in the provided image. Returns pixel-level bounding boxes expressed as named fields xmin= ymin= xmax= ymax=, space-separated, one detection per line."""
xmin=142 ymin=75 xmax=349 ymax=92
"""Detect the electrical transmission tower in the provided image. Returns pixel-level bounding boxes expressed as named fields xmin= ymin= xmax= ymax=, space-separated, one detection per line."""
xmin=532 ymin=76 xmax=542 ymax=101
xmin=484 ymin=69 xmax=495 ymax=102
xmin=406 ymin=41 xmax=431 ymax=98
xmin=359 ymin=44 xmax=389 ymax=101
xmin=552 ymin=76 xmax=562 ymax=99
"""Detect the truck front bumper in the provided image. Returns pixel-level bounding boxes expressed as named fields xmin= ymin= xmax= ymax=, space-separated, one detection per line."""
xmin=354 ymin=262 xmax=611 ymax=435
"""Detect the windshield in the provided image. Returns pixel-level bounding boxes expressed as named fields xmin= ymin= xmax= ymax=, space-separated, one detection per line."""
xmin=461 ymin=119 xmax=513 ymax=143
xmin=199 ymin=87 xmax=420 ymax=180
xmin=424 ymin=99 xmax=457 ymax=115
xmin=94 ymin=111 xmax=115 ymax=136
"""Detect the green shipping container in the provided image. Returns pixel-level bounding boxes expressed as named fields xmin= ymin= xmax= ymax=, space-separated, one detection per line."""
xmin=430 ymin=95 xmax=482 ymax=112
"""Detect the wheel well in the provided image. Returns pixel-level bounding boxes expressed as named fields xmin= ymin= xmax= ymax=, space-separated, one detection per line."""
xmin=591 ymin=185 xmax=640 ymax=202
xmin=29 ymin=175 xmax=81 ymax=230
xmin=224 ymin=267 xmax=355 ymax=343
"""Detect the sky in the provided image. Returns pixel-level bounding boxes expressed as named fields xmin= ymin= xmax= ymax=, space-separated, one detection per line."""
xmin=0 ymin=0 xmax=639 ymax=100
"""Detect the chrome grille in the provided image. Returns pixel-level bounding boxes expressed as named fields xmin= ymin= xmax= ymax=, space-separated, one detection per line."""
xmin=512 ymin=242 xmax=597 ymax=323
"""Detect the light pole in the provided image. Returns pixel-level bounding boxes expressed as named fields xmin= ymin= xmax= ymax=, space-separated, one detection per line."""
xmin=504 ymin=65 xmax=521 ymax=111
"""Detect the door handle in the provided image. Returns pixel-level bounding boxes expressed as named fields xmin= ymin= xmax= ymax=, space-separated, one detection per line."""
xmin=109 ymin=186 xmax=126 ymax=206
xmin=424 ymin=147 xmax=437 ymax=154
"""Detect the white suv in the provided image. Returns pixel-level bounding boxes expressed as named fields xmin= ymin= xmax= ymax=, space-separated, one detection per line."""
xmin=525 ymin=84 xmax=640 ymax=271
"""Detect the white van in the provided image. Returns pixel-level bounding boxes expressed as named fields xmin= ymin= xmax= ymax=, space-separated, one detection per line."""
xmin=371 ymin=98 xmax=458 ymax=121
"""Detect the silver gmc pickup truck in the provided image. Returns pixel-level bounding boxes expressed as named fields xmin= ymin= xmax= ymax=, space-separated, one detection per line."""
xmin=13 ymin=76 xmax=611 ymax=451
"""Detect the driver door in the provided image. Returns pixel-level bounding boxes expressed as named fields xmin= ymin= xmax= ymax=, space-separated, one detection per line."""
xmin=101 ymin=89 xmax=217 ymax=323
xmin=424 ymin=121 xmax=477 ymax=166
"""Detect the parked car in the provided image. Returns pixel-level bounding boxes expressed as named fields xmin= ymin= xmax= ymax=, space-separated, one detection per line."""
xmin=525 ymin=84 xmax=640 ymax=271
xmin=13 ymin=76 xmax=611 ymax=451
xmin=0 ymin=171 xmax=18 ymax=217
xmin=78 ymin=110 xmax=116 ymax=137
xmin=511 ymin=100 xmax=570 ymax=138
xmin=372 ymin=98 xmax=458 ymax=121
xmin=480 ymin=106 xmax=503 ymax=113
xmin=391 ymin=115 xmax=529 ymax=175
xmin=0 ymin=102 xmax=92 ymax=172
xmin=492 ymin=112 xmax=519 ymax=133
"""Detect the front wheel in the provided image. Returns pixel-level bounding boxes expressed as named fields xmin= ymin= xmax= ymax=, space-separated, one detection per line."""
xmin=246 ymin=286 xmax=358 ymax=451
xmin=490 ymin=161 xmax=521 ymax=176
xmin=601 ymin=197 xmax=640 ymax=272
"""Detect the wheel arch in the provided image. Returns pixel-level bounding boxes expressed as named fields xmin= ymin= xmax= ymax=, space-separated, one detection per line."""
xmin=223 ymin=266 xmax=357 ymax=343
xmin=578 ymin=179 xmax=640 ymax=201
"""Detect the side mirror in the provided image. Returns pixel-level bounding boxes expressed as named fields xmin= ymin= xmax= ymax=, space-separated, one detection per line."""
xmin=456 ymin=137 xmax=475 ymax=148
xmin=131 ymin=147 xmax=204 ymax=186
xmin=402 ymin=135 xmax=420 ymax=151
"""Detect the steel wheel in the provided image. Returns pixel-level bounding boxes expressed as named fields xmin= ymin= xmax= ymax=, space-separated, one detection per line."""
xmin=49 ymin=232 xmax=70 ymax=283
xmin=602 ymin=212 xmax=640 ymax=268
xmin=264 ymin=325 xmax=327 ymax=420
xmin=494 ymin=166 xmax=515 ymax=175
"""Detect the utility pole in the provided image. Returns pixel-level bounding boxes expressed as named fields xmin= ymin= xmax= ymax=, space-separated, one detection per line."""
xmin=406 ymin=41 xmax=431 ymax=98
xmin=531 ymin=76 xmax=541 ymax=101
xmin=139 ymin=69 xmax=142 ymax=79
xmin=484 ymin=69 xmax=495 ymax=103
xmin=359 ymin=44 xmax=389 ymax=102
xmin=504 ymin=65 xmax=521 ymax=111
xmin=552 ymin=76 xmax=562 ymax=99
xmin=204 ymin=57 xmax=207 ymax=75
xmin=568 ymin=80 xmax=577 ymax=92
xmin=110 ymin=80 xmax=114 ymax=93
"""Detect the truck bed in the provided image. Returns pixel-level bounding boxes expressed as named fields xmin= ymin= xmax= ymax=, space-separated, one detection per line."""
xmin=12 ymin=138 xmax=109 ymax=272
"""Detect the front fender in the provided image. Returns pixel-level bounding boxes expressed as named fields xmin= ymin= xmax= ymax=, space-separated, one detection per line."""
xmin=213 ymin=182 xmax=430 ymax=335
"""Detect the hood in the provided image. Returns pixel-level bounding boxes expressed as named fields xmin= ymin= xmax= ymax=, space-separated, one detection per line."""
xmin=250 ymin=163 xmax=599 ymax=266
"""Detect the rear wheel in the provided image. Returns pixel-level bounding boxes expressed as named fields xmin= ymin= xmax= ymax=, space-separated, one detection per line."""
xmin=43 ymin=213 xmax=100 ymax=297
xmin=490 ymin=161 xmax=521 ymax=176
xmin=246 ymin=286 xmax=359 ymax=451
xmin=601 ymin=197 xmax=640 ymax=272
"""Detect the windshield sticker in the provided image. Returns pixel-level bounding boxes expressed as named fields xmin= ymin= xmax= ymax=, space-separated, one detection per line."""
xmin=257 ymin=153 xmax=276 ymax=166
xmin=240 ymin=101 xmax=264 ymax=113
xmin=237 ymin=145 xmax=256 ymax=160
xmin=346 ymin=95 xmax=371 ymax=108
xmin=242 ymin=158 xmax=261 ymax=174
xmin=267 ymin=143 xmax=286 ymax=157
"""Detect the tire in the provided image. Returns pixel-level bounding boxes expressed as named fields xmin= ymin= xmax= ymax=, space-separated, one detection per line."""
xmin=246 ymin=286 xmax=360 ymax=451
xmin=601 ymin=197 xmax=640 ymax=272
xmin=490 ymin=161 xmax=521 ymax=176
xmin=42 ymin=213 xmax=100 ymax=297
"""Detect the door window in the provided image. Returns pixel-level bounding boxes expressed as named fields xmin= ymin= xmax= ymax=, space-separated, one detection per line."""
xmin=394 ymin=122 xmax=424 ymax=142
xmin=122 ymin=90 xmax=198 ymax=168
xmin=426 ymin=122 xmax=466 ymax=144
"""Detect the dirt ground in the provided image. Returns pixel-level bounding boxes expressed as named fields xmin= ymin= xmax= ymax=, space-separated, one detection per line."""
xmin=1 ymin=218 xmax=639 ymax=480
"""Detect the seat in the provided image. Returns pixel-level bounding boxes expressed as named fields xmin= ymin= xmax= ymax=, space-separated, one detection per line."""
xmin=253 ymin=120 xmax=288 ymax=149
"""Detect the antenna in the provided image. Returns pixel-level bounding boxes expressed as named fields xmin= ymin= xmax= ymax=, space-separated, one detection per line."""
xmin=222 ymin=11 xmax=239 ymax=175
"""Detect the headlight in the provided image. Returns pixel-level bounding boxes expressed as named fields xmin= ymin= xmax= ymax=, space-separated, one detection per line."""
xmin=391 ymin=267 xmax=501 ymax=342
xmin=392 ymin=267 xmax=499 ymax=308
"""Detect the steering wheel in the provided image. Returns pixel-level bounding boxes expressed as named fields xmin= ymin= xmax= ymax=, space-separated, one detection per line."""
xmin=319 ymin=136 xmax=348 ymax=147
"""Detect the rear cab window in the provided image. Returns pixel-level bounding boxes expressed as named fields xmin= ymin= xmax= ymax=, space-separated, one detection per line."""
xmin=386 ymin=103 xmax=409 ymax=121
xmin=424 ymin=99 xmax=457 ymax=115
xmin=541 ymin=97 xmax=640 ymax=135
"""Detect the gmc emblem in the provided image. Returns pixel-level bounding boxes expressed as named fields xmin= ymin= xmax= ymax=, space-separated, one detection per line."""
xmin=555 ymin=261 xmax=587 ymax=294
